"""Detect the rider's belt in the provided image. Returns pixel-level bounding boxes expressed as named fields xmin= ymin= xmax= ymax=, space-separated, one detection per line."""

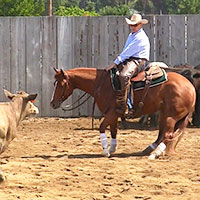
xmin=121 ymin=57 xmax=147 ymax=65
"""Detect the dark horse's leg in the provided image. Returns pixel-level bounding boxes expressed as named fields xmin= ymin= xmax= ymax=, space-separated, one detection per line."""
xmin=99 ymin=111 xmax=118 ymax=157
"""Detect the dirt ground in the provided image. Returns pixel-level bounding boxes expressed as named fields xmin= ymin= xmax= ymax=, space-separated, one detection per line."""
xmin=0 ymin=117 xmax=199 ymax=200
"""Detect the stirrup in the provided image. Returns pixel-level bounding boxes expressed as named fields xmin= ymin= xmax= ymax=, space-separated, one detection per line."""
xmin=124 ymin=108 xmax=135 ymax=118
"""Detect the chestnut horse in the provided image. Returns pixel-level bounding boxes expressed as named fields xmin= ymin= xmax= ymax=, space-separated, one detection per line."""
xmin=50 ymin=67 xmax=196 ymax=159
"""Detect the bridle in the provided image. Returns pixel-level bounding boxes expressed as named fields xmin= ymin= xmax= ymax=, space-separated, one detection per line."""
xmin=54 ymin=79 xmax=67 ymax=102
xmin=54 ymin=77 xmax=91 ymax=112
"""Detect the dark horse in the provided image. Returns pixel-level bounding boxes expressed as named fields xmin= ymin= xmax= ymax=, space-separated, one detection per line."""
xmin=50 ymin=67 xmax=196 ymax=159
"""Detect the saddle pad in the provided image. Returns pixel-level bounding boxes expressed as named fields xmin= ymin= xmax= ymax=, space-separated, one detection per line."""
xmin=132 ymin=69 xmax=168 ymax=91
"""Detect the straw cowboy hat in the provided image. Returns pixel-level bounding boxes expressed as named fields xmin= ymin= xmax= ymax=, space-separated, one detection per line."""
xmin=125 ymin=14 xmax=148 ymax=25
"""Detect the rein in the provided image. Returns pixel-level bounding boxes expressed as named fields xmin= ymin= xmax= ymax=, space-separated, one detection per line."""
xmin=61 ymin=93 xmax=91 ymax=111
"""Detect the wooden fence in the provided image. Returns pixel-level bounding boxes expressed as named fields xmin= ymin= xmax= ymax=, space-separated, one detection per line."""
xmin=0 ymin=15 xmax=200 ymax=117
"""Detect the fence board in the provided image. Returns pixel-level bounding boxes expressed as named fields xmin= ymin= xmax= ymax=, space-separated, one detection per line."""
xmin=10 ymin=18 xmax=26 ymax=94
xmin=170 ymin=15 xmax=186 ymax=66
xmin=41 ymin=17 xmax=57 ymax=117
xmin=143 ymin=15 xmax=155 ymax=61
xmin=0 ymin=17 xmax=11 ymax=101
xmin=155 ymin=15 xmax=170 ymax=65
xmin=25 ymin=17 xmax=42 ymax=114
xmin=73 ymin=17 xmax=89 ymax=116
xmin=108 ymin=16 xmax=120 ymax=62
xmin=56 ymin=17 xmax=74 ymax=117
xmin=187 ymin=15 xmax=200 ymax=66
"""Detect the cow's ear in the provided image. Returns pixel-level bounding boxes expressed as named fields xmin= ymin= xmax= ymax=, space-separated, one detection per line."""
xmin=4 ymin=89 xmax=15 ymax=100
xmin=27 ymin=93 xmax=38 ymax=102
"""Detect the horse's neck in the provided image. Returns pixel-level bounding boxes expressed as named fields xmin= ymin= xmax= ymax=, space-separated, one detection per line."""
xmin=69 ymin=68 xmax=104 ymax=96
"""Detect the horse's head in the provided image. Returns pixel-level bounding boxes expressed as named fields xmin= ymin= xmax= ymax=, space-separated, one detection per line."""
xmin=50 ymin=68 xmax=73 ymax=109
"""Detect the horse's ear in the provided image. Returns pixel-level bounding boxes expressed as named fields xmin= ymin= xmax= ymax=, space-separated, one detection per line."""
xmin=60 ymin=69 xmax=65 ymax=76
xmin=53 ymin=67 xmax=59 ymax=73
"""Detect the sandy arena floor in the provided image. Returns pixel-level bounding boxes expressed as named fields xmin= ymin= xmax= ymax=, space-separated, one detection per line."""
xmin=0 ymin=117 xmax=199 ymax=200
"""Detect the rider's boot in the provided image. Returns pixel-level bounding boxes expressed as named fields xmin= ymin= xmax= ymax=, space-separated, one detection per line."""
xmin=115 ymin=87 xmax=128 ymax=115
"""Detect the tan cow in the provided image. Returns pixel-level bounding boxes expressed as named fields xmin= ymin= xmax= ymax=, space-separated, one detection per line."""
xmin=0 ymin=89 xmax=39 ymax=183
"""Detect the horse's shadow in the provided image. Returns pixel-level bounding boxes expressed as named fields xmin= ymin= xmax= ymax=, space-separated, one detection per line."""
xmin=68 ymin=151 xmax=147 ymax=159
xmin=74 ymin=118 xmax=158 ymax=131
xmin=16 ymin=151 xmax=147 ymax=160
xmin=119 ymin=119 xmax=158 ymax=131
xmin=19 ymin=153 xmax=68 ymax=160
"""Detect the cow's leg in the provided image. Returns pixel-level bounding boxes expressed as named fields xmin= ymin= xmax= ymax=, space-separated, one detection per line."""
xmin=0 ymin=171 xmax=6 ymax=183
xmin=0 ymin=138 xmax=6 ymax=183
xmin=0 ymin=137 xmax=7 ymax=154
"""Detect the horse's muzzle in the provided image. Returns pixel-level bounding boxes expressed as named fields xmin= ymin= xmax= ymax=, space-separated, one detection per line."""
xmin=50 ymin=101 xmax=60 ymax=109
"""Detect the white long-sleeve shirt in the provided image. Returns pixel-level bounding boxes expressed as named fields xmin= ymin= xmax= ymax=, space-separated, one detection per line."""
xmin=114 ymin=28 xmax=150 ymax=65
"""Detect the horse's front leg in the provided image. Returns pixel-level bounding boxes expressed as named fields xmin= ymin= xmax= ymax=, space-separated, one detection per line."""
xmin=109 ymin=120 xmax=118 ymax=154
xmin=99 ymin=112 xmax=118 ymax=157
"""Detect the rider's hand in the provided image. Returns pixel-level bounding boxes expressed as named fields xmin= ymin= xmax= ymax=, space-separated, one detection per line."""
xmin=105 ymin=63 xmax=117 ymax=72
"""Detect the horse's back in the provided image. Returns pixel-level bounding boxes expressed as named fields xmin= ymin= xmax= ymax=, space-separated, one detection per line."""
xmin=164 ymin=72 xmax=196 ymax=110
xmin=167 ymin=72 xmax=195 ymax=92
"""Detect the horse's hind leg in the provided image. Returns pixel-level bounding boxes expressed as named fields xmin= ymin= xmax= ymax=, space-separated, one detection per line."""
xmin=165 ymin=114 xmax=189 ymax=154
xmin=145 ymin=115 xmax=177 ymax=158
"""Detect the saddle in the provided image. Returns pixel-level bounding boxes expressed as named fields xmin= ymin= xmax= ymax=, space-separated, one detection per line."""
xmin=110 ymin=62 xmax=168 ymax=116
xmin=131 ymin=65 xmax=164 ymax=82
xmin=110 ymin=62 xmax=168 ymax=91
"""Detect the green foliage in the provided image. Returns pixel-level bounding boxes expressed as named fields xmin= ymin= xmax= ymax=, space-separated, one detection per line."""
xmin=1 ymin=0 xmax=200 ymax=16
xmin=0 ymin=0 xmax=45 ymax=16
xmin=99 ymin=4 xmax=130 ymax=16
xmin=134 ymin=0 xmax=200 ymax=14
xmin=167 ymin=0 xmax=200 ymax=14
xmin=134 ymin=0 xmax=162 ymax=14
xmin=54 ymin=6 xmax=99 ymax=16
xmin=79 ymin=0 xmax=96 ymax=12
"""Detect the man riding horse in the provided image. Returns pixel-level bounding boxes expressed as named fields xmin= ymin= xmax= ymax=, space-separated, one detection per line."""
xmin=106 ymin=14 xmax=150 ymax=115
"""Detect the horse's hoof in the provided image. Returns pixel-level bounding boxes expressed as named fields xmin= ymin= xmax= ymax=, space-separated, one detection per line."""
xmin=105 ymin=152 xmax=111 ymax=158
xmin=148 ymin=154 xmax=156 ymax=160
xmin=103 ymin=149 xmax=110 ymax=158
xmin=109 ymin=147 xmax=116 ymax=155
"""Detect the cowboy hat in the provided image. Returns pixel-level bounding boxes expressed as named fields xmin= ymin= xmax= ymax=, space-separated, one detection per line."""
xmin=125 ymin=14 xmax=148 ymax=25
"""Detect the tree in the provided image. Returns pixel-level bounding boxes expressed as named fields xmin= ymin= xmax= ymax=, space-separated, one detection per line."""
xmin=134 ymin=0 xmax=154 ymax=14
xmin=0 ymin=0 xmax=45 ymax=16
xmin=99 ymin=5 xmax=130 ymax=15
xmin=54 ymin=6 xmax=99 ymax=16
xmin=134 ymin=0 xmax=200 ymax=14
xmin=167 ymin=0 xmax=200 ymax=14
xmin=48 ymin=0 xmax=52 ymax=16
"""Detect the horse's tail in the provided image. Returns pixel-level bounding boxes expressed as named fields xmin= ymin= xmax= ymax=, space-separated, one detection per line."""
xmin=162 ymin=112 xmax=192 ymax=155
